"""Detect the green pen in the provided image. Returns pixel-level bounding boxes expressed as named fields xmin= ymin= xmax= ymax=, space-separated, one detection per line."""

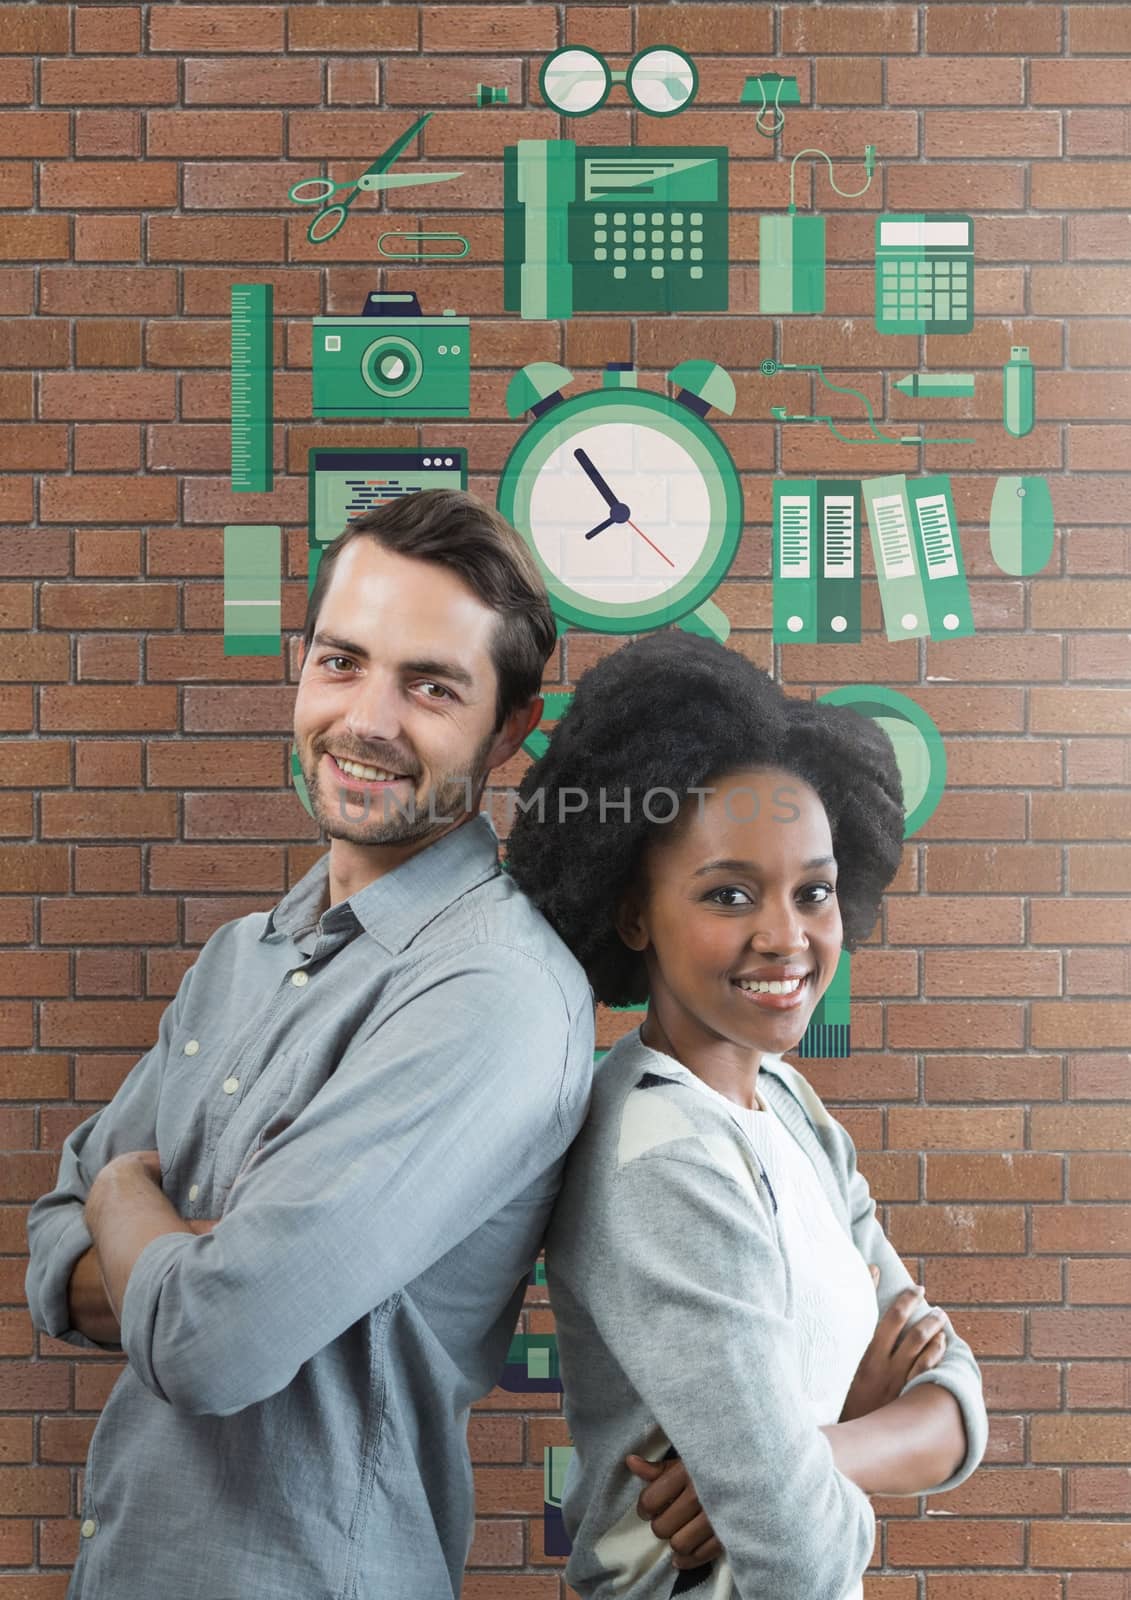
xmin=894 ymin=372 xmax=975 ymax=397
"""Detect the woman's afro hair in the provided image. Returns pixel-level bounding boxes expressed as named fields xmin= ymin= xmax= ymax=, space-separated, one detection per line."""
xmin=504 ymin=630 xmax=906 ymax=1007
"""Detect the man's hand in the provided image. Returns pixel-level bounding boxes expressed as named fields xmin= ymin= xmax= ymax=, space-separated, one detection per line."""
xmin=85 ymin=1149 xmax=164 ymax=1231
xmin=838 ymin=1268 xmax=948 ymax=1423
xmin=627 ymin=1453 xmax=723 ymax=1572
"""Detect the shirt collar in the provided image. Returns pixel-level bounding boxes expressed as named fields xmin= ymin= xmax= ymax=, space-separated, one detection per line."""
xmin=631 ymin=1025 xmax=791 ymax=1093
xmin=259 ymin=810 xmax=502 ymax=955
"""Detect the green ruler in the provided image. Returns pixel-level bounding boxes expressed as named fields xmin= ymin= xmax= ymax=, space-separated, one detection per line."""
xmin=223 ymin=525 xmax=281 ymax=655
xmin=230 ymin=283 xmax=273 ymax=492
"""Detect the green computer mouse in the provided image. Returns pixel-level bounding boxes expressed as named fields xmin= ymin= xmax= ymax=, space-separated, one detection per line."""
xmin=990 ymin=475 xmax=1055 ymax=576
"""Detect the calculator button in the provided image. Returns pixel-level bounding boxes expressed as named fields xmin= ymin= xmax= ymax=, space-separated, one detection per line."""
xmin=671 ymin=212 xmax=684 ymax=226
xmin=690 ymin=247 xmax=704 ymax=261
xmin=651 ymin=212 xmax=664 ymax=225
xmin=690 ymin=265 xmax=703 ymax=279
xmin=651 ymin=247 xmax=664 ymax=260
xmin=900 ymin=261 xmax=914 ymax=275
xmin=613 ymin=247 xmax=626 ymax=261
xmin=670 ymin=230 xmax=683 ymax=244
xmin=594 ymin=212 xmax=607 ymax=226
xmin=613 ymin=265 xmax=626 ymax=279
xmin=613 ymin=229 xmax=626 ymax=243
xmin=633 ymin=211 xmax=646 ymax=225
xmin=651 ymin=265 xmax=665 ymax=279
xmin=633 ymin=247 xmax=646 ymax=261
xmin=613 ymin=212 xmax=626 ymax=225
xmin=648 ymin=230 xmax=661 ymax=244
xmin=594 ymin=247 xmax=607 ymax=261
xmin=593 ymin=229 xmax=607 ymax=243
xmin=935 ymin=298 xmax=950 ymax=318
xmin=690 ymin=211 xmax=703 ymax=225
xmin=670 ymin=246 xmax=684 ymax=260
xmin=633 ymin=230 xmax=645 ymax=243
xmin=690 ymin=229 xmax=703 ymax=244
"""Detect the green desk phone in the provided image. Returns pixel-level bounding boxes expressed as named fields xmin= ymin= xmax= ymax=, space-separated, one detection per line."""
xmin=503 ymin=139 xmax=729 ymax=319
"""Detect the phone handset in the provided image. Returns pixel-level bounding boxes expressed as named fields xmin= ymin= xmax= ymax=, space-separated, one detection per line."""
xmin=516 ymin=139 xmax=576 ymax=322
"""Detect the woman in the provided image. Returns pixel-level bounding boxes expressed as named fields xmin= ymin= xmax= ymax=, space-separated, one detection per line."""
xmin=506 ymin=632 xmax=988 ymax=1600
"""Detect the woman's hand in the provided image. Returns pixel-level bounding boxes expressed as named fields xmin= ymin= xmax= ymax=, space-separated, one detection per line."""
xmin=626 ymin=1453 xmax=724 ymax=1571
xmin=839 ymin=1268 xmax=949 ymax=1423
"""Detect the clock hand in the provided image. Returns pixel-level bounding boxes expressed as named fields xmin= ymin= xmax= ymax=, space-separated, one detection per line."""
xmin=584 ymin=515 xmax=617 ymax=540
xmin=573 ymin=447 xmax=621 ymax=511
xmin=627 ymin=518 xmax=675 ymax=568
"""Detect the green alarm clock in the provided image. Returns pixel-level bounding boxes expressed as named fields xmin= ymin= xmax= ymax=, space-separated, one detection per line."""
xmin=497 ymin=360 xmax=744 ymax=642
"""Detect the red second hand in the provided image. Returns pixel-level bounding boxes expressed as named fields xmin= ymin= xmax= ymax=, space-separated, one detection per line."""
xmin=627 ymin=519 xmax=675 ymax=568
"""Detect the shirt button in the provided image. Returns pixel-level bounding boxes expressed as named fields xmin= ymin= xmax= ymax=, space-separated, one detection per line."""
xmin=290 ymin=970 xmax=309 ymax=987
xmin=81 ymin=1519 xmax=96 ymax=1538
xmin=222 ymin=1076 xmax=239 ymax=1095
xmin=188 ymin=1184 xmax=200 ymax=1201
xmin=184 ymin=1040 xmax=199 ymax=1055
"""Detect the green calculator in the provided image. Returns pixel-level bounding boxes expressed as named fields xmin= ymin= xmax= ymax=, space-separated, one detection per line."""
xmin=874 ymin=213 xmax=974 ymax=334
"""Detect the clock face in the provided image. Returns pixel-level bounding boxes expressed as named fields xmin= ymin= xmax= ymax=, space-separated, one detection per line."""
xmin=502 ymin=393 xmax=742 ymax=630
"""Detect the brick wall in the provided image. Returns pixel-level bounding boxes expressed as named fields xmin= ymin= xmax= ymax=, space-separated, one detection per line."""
xmin=2 ymin=1 xmax=1129 ymax=1594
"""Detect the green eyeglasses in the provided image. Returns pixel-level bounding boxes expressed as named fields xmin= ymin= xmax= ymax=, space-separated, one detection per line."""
xmin=539 ymin=45 xmax=698 ymax=119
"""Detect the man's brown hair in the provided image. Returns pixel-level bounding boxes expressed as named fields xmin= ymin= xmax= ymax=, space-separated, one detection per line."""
xmin=301 ymin=488 xmax=557 ymax=729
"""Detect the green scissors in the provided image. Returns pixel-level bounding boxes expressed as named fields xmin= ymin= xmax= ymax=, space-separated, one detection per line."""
xmin=288 ymin=112 xmax=462 ymax=244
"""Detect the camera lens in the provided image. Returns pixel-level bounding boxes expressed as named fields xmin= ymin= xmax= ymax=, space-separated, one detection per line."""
xmin=362 ymin=336 xmax=423 ymax=398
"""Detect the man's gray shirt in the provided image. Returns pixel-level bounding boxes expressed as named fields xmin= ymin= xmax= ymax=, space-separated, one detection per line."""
xmin=25 ymin=812 xmax=595 ymax=1600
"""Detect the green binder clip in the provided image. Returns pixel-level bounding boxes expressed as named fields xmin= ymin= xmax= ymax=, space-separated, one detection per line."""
xmin=741 ymin=72 xmax=802 ymax=137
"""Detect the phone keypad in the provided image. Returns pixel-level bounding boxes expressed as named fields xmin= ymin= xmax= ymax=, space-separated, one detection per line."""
xmin=591 ymin=206 xmax=710 ymax=284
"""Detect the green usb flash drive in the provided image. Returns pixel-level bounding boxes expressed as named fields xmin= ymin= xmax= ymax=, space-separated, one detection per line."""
xmin=1002 ymin=346 xmax=1034 ymax=437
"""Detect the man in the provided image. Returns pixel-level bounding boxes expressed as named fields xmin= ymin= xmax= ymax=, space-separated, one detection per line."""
xmin=25 ymin=490 xmax=598 ymax=1599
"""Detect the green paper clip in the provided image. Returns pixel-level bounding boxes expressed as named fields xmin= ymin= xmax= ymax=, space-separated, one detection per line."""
xmin=376 ymin=231 xmax=470 ymax=259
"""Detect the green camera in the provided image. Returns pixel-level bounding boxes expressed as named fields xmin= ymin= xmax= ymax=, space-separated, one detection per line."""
xmin=311 ymin=291 xmax=470 ymax=419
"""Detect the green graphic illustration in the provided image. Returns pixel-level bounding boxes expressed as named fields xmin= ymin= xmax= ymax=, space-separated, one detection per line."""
xmin=498 ymin=361 xmax=743 ymax=641
xmin=760 ymin=359 xmax=972 ymax=446
xmin=773 ymin=480 xmax=861 ymax=643
xmin=504 ymin=143 xmax=729 ymax=318
xmin=223 ymin=525 xmax=281 ymax=656
xmin=539 ymin=44 xmax=697 ymax=118
xmin=287 ymin=112 xmax=461 ymax=245
xmin=894 ymin=372 xmax=975 ymax=398
xmin=990 ymin=475 xmax=1055 ymax=576
xmin=544 ymin=1445 xmax=574 ymax=1557
xmin=797 ymin=946 xmax=852 ymax=1060
xmin=311 ymin=292 xmax=469 ymax=419
xmin=375 ymin=231 xmax=470 ymax=260
xmin=230 ymin=283 xmax=273 ymax=493
xmin=521 ymin=691 xmax=575 ymax=763
xmin=799 ymin=685 xmax=947 ymax=1059
xmin=306 ymin=447 xmax=467 ymax=602
xmin=1002 ymin=345 xmax=1035 ymax=437
xmin=741 ymin=71 xmax=802 ymax=138
xmin=875 ymin=213 xmax=974 ymax=334
xmin=475 ymin=84 xmax=508 ymax=107
xmin=863 ymin=473 xmax=974 ymax=640
xmin=759 ymin=145 xmax=876 ymax=315
xmin=500 ymin=1332 xmax=561 ymax=1393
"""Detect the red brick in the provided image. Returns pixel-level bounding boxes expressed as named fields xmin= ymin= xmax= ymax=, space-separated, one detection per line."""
xmin=1069 ymin=7 xmax=1131 ymax=52
xmin=74 ymin=109 xmax=141 ymax=157
xmin=886 ymin=1204 xmax=1025 ymax=1255
xmin=40 ymin=475 xmax=175 ymax=525
xmin=148 ymin=5 xmax=285 ymax=52
xmin=290 ymin=6 xmax=417 ymax=51
xmin=924 ymin=1054 xmax=1063 ymax=1104
xmin=925 ymin=846 xmax=1061 ymax=895
xmin=75 ymin=320 xmax=143 ymax=367
xmin=73 ymin=423 xmax=141 ymax=471
xmin=421 ymin=6 xmax=555 ymax=53
xmin=888 ymin=1519 xmax=1024 ymax=1567
xmin=40 ymin=160 xmax=175 ymax=209
xmin=45 ymin=803 xmax=171 ymax=857
xmin=184 ymin=57 xmax=322 ymax=104
xmin=75 ymin=6 xmax=141 ymax=52
xmin=41 ymin=58 xmax=176 ymax=104
xmin=41 ymin=372 xmax=174 ymax=423
xmin=74 ymin=217 xmax=141 ymax=263
xmin=0 ymin=111 xmax=70 ymax=156
xmin=926 ymin=1153 xmax=1063 ymax=1202
xmin=1032 ymin=1521 xmax=1131 ymax=1570
xmin=1 ymin=5 xmax=70 ymax=53
xmin=43 ymin=269 xmax=176 ymax=315
xmin=888 ymin=896 xmax=1023 ymax=946
xmin=926 ymin=6 xmax=1061 ymax=54
xmin=924 ymin=952 xmax=1061 ymax=998
xmin=147 ymin=111 xmax=282 ymax=157
xmin=0 ymin=216 xmax=69 ymax=261
xmin=1069 ymin=1259 xmax=1131 ymax=1306
xmin=1033 ymin=1206 xmax=1131 ymax=1255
